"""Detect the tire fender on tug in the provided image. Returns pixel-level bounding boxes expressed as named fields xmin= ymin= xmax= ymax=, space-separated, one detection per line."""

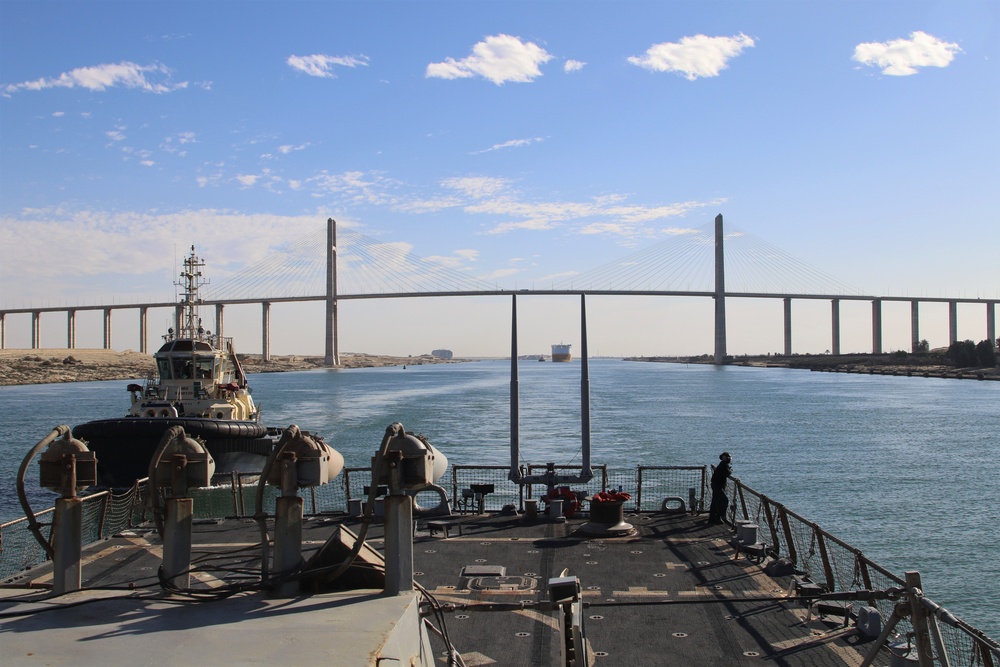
xmin=73 ymin=417 xmax=269 ymax=440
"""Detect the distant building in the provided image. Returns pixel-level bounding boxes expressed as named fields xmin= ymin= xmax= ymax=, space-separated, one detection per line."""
xmin=431 ymin=349 xmax=453 ymax=360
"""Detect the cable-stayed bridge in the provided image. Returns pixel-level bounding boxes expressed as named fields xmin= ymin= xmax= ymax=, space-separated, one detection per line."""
xmin=1 ymin=217 xmax=996 ymax=364
xmin=195 ymin=218 xmax=858 ymax=300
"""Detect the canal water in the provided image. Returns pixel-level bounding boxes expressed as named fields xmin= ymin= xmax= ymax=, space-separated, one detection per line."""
xmin=1 ymin=359 xmax=997 ymax=636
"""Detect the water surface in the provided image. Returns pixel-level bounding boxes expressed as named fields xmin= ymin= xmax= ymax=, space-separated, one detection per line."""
xmin=1 ymin=360 xmax=996 ymax=636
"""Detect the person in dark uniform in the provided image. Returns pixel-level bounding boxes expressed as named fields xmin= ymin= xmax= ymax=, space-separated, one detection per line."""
xmin=708 ymin=452 xmax=733 ymax=525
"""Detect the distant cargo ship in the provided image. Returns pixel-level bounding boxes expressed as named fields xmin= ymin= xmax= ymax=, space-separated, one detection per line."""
xmin=551 ymin=343 xmax=572 ymax=362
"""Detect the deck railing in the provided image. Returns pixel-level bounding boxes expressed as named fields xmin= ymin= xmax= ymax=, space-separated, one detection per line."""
xmin=2 ymin=465 xmax=997 ymax=665
xmin=728 ymin=476 xmax=1000 ymax=667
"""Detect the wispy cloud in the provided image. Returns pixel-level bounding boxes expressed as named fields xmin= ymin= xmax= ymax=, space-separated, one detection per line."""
xmin=161 ymin=131 xmax=196 ymax=156
xmin=425 ymin=248 xmax=479 ymax=269
xmin=260 ymin=143 xmax=311 ymax=160
xmin=853 ymin=31 xmax=961 ymax=76
xmin=471 ymin=137 xmax=545 ymax=155
xmin=401 ymin=175 xmax=721 ymax=240
xmin=286 ymin=54 xmax=369 ymax=78
xmin=426 ymin=34 xmax=553 ymax=85
xmin=278 ymin=143 xmax=310 ymax=154
xmin=628 ymin=34 xmax=755 ymax=80
xmin=306 ymin=170 xmax=394 ymax=205
xmin=564 ymin=60 xmax=586 ymax=73
xmin=479 ymin=267 xmax=521 ymax=281
xmin=470 ymin=193 xmax=719 ymax=238
xmin=441 ymin=176 xmax=513 ymax=199
xmin=2 ymin=62 xmax=188 ymax=95
xmin=0 ymin=208 xmax=327 ymax=304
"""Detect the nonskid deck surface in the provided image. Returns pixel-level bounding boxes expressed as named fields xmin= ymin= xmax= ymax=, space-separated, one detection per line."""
xmin=0 ymin=511 xmax=886 ymax=666
xmin=408 ymin=512 xmax=881 ymax=666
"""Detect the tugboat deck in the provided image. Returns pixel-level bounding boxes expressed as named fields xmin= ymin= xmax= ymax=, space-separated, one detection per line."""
xmin=1 ymin=509 xmax=887 ymax=666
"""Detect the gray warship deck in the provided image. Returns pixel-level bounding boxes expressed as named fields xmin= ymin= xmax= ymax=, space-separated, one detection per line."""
xmin=1 ymin=509 xmax=886 ymax=666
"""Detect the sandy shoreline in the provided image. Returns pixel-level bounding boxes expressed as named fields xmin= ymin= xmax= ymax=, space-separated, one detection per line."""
xmin=625 ymin=353 xmax=1000 ymax=381
xmin=0 ymin=348 xmax=465 ymax=387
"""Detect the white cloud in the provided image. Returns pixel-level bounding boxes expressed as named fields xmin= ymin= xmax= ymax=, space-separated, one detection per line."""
xmin=441 ymin=176 xmax=512 ymax=199
xmin=471 ymin=137 xmax=545 ymax=155
xmin=394 ymin=197 xmax=463 ymax=214
xmin=479 ymin=267 xmax=522 ymax=280
xmin=140 ymin=160 xmax=155 ymax=167
xmin=287 ymin=54 xmax=369 ymax=78
xmin=306 ymin=170 xmax=393 ymax=205
xmin=425 ymin=249 xmax=479 ymax=269
xmin=106 ymin=130 xmax=126 ymax=142
xmin=0 ymin=208 xmax=325 ymax=303
xmin=540 ymin=270 xmax=579 ymax=282
xmin=52 ymin=111 xmax=65 ymax=117
xmin=476 ymin=196 xmax=720 ymax=237
xmin=853 ymin=31 xmax=961 ymax=76
xmin=235 ymin=174 xmax=259 ymax=187
xmin=161 ymin=132 xmax=195 ymax=156
xmin=628 ymin=34 xmax=755 ymax=80
xmin=564 ymin=60 xmax=586 ymax=73
xmin=2 ymin=61 xmax=188 ymax=95
xmin=278 ymin=143 xmax=310 ymax=154
xmin=426 ymin=34 xmax=553 ymax=85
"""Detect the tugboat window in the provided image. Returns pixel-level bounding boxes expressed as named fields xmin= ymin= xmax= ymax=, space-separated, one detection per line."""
xmin=195 ymin=357 xmax=214 ymax=379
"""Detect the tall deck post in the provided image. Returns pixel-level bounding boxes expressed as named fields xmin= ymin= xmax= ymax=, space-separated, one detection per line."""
xmin=783 ymin=297 xmax=792 ymax=356
xmin=910 ymin=300 xmax=920 ymax=353
xmin=579 ymin=294 xmax=593 ymax=482
xmin=174 ymin=305 xmax=183 ymax=337
xmin=262 ymin=301 xmax=271 ymax=362
xmin=103 ymin=308 xmax=112 ymax=350
xmin=324 ymin=217 xmax=340 ymax=367
xmin=948 ymin=300 xmax=958 ymax=345
xmin=138 ymin=307 xmax=147 ymax=354
xmin=68 ymin=309 xmax=77 ymax=350
xmin=508 ymin=295 xmax=521 ymax=483
xmin=831 ymin=299 xmax=841 ymax=355
xmin=713 ymin=214 xmax=728 ymax=364
xmin=0 ymin=312 xmax=5 ymax=349
xmin=214 ymin=304 xmax=225 ymax=346
xmin=871 ymin=299 xmax=882 ymax=355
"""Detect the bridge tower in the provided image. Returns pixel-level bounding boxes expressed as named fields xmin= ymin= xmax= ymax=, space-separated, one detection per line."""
xmin=324 ymin=217 xmax=340 ymax=367
xmin=713 ymin=214 xmax=728 ymax=364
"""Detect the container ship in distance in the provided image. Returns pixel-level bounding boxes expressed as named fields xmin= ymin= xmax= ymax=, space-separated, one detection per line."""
xmin=551 ymin=343 xmax=572 ymax=362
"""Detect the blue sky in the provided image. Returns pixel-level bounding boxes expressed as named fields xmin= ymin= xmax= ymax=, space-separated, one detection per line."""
xmin=1 ymin=0 xmax=997 ymax=357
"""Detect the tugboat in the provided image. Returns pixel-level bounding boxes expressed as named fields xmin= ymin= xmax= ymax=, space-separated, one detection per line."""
xmin=73 ymin=246 xmax=277 ymax=487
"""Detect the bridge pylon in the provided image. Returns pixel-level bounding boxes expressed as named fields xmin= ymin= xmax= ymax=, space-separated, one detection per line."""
xmin=324 ymin=217 xmax=340 ymax=367
xmin=713 ymin=214 xmax=728 ymax=365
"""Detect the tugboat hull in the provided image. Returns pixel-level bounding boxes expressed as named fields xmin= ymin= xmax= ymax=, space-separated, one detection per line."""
xmin=73 ymin=418 xmax=276 ymax=488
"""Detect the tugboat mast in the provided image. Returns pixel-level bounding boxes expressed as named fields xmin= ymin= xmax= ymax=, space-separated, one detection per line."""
xmin=173 ymin=246 xmax=209 ymax=343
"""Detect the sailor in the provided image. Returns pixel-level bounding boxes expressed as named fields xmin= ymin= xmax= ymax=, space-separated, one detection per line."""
xmin=708 ymin=452 xmax=733 ymax=525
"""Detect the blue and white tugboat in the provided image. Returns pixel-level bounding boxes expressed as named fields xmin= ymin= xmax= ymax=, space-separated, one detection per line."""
xmin=73 ymin=246 xmax=276 ymax=487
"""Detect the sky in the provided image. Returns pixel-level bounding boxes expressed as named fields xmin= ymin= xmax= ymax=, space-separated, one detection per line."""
xmin=1 ymin=0 xmax=998 ymax=358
